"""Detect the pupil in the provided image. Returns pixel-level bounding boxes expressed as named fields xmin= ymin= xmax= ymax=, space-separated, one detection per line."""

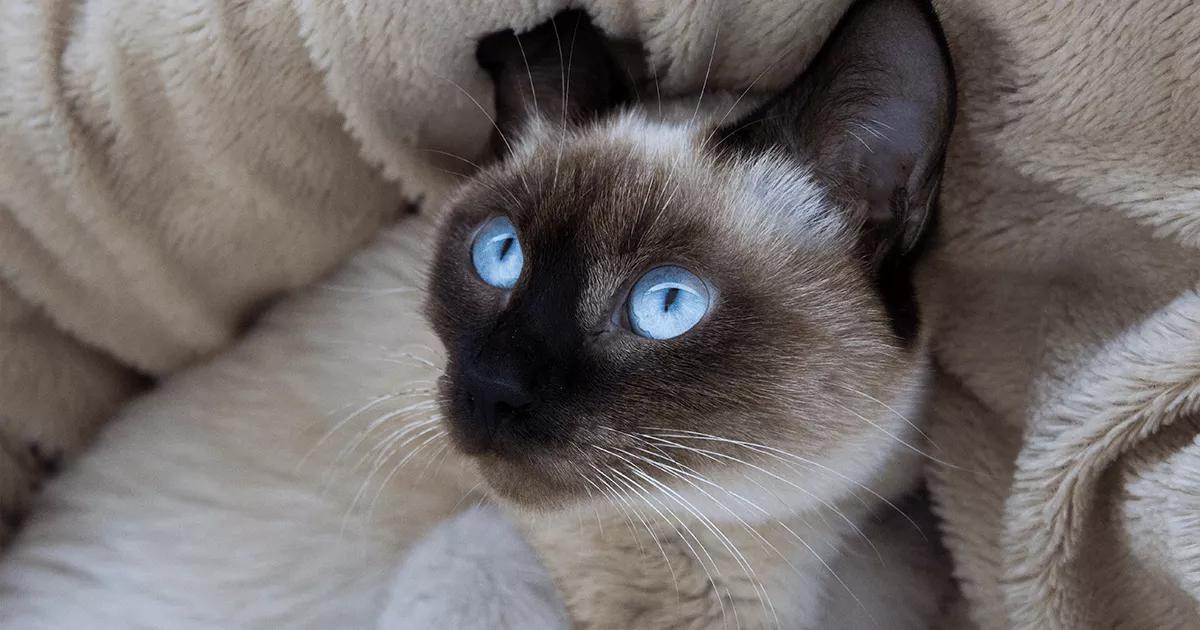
xmin=662 ymin=287 xmax=680 ymax=312
xmin=498 ymin=237 xmax=514 ymax=260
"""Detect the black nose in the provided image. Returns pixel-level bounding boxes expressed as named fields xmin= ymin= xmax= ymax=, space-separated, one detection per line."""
xmin=456 ymin=365 xmax=534 ymax=454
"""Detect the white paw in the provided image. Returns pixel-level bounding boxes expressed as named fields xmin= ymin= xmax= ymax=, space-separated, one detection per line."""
xmin=378 ymin=505 xmax=568 ymax=630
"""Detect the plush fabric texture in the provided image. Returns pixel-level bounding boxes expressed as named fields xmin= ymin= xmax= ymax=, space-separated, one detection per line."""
xmin=0 ymin=0 xmax=1197 ymax=627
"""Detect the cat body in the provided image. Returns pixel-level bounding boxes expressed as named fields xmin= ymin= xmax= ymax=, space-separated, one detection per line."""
xmin=0 ymin=0 xmax=955 ymax=628
xmin=0 ymin=223 xmax=485 ymax=628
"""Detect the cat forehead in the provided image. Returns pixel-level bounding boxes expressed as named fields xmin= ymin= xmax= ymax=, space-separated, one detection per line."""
xmin=504 ymin=110 xmax=850 ymax=250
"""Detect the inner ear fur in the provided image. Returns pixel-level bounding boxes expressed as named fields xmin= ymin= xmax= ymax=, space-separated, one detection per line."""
xmin=716 ymin=0 xmax=956 ymax=342
xmin=718 ymin=0 xmax=956 ymax=266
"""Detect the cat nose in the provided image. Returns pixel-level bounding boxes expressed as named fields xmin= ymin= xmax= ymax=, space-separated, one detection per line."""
xmin=457 ymin=366 xmax=534 ymax=453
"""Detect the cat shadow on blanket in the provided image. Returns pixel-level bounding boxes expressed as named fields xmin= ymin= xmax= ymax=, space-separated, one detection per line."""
xmin=0 ymin=1 xmax=955 ymax=628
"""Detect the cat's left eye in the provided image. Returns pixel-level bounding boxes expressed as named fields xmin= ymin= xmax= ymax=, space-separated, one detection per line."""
xmin=627 ymin=266 xmax=711 ymax=340
xmin=471 ymin=216 xmax=524 ymax=289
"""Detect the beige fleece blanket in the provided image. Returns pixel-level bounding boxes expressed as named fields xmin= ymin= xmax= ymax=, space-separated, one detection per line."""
xmin=1 ymin=0 xmax=1197 ymax=627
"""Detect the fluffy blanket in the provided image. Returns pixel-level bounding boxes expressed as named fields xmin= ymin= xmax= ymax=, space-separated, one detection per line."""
xmin=1 ymin=0 xmax=1197 ymax=627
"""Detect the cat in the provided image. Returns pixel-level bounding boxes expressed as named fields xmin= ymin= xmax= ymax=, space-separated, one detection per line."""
xmin=425 ymin=0 xmax=956 ymax=627
xmin=0 ymin=0 xmax=954 ymax=628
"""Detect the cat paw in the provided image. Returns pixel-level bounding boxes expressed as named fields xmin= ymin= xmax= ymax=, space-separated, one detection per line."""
xmin=377 ymin=505 xmax=568 ymax=630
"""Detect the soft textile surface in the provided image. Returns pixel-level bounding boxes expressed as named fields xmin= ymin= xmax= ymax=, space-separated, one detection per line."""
xmin=0 ymin=0 xmax=1197 ymax=627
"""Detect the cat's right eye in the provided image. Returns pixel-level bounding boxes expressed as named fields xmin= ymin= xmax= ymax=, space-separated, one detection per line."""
xmin=471 ymin=216 xmax=524 ymax=289
xmin=627 ymin=266 xmax=711 ymax=340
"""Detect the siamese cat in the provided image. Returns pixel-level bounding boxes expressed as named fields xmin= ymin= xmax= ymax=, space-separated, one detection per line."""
xmin=428 ymin=0 xmax=955 ymax=626
xmin=0 ymin=0 xmax=954 ymax=628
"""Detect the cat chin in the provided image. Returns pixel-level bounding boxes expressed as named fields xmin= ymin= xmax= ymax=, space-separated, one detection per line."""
xmin=473 ymin=451 xmax=591 ymax=511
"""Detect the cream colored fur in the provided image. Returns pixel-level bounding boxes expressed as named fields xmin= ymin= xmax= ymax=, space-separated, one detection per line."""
xmin=1 ymin=0 xmax=1198 ymax=627
xmin=0 ymin=219 xmax=488 ymax=627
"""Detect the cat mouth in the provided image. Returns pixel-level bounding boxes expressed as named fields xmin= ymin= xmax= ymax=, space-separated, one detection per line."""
xmin=472 ymin=451 xmax=589 ymax=509
xmin=435 ymin=384 xmax=584 ymax=508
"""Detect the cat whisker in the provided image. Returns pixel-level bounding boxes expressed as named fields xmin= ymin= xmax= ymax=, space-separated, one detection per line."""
xmin=362 ymin=435 xmax=452 ymax=531
xmin=357 ymin=427 xmax=447 ymax=531
xmin=314 ymin=339 xmax=440 ymax=360
xmin=848 ymin=129 xmax=873 ymax=153
xmin=416 ymin=440 xmax=451 ymax=482
xmin=349 ymin=426 xmax=446 ymax=534
xmin=630 ymin=431 xmax=879 ymax=557
xmin=451 ymin=481 xmax=486 ymax=512
xmin=432 ymin=166 xmax=473 ymax=181
xmin=603 ymin=447 xmax=785 ymax=628
xmin=427 ymin=439 xmax=454 ymax=480
xmin=349 ymin=413 xmax=442 ymax=478
xmin=688 ymin=24 xmax=721 ymax=128
xmin=514 ymin=33 xmax=540 ymax=123
xmin=586 ymin=462 xmax=650 ymax=558
xmin=613 ymin=444 xmax=873 ymax=627
xmin=827 ymin=401 xmax=962 ymax=470
xmin=432 ymin=166 xmax=515 ymax=201
xmin=589 ymin=444 xmax=733 ymax=625
xmin=636 ymin=27 xmax=722 ymax=251
xmin=422 ymin=147 xmax=485 ymax=172
xmin=558 ymin=12 xmax=583 ymax=196
xmin=602 ymin=461 xmax=737 ymax=629
xmin=651 ymin=46 xmax=663 ymax=120
xmin=639 ymin=30 xmax=724 ymax=241
xmin=329 ymin=416 xmax=441 ymax=498
xmin=372 ymin=351 xmax=441 ymax=370
xmin=624 ymin=441 xmax=845 ymax=558
xmin=333 ymin=401 xmax=440 ymax=473
xmin=513 ymin=28 xmax=547 ymax=200
xmin=850 ymin=120 xmax=890 ymax=143
xmin=301 ymin=393 xmax=399 ymax=469
xmin=324 ymin=412 xmax=441 ymax=496
xmin=701 ymin=50 xmax=789 ymax=151
xmin=576 ymin=472 xmax=608 ymax=537
xmin=548 ymin=16 xmax=566 ymax=196
xmin=707 ymin=115 xmax=785 ymax=154
xmin=315 ymin=284 xmax=418 ymax=295
xmin=597 ymin=445 xmax=776 ymax=629
xmin=829 ymin=382 xmax=938 ymax=450
xmin=597 ymin=465 xmax=683 ymax=596
xmin=432 ymin=72 xmax=531 ymax=196
xmin=328 ymin=355 xmax=431 ymax=371
xmin=644 ymin=428 xmax=926 ymax=538
xmin=624 ymin=469 xmax=758 ymax=630
xmin=365 ymin=427 xmax=449 ymax=524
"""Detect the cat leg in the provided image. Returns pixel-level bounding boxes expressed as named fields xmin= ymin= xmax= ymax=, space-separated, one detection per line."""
xmin=378 ymin=504 xmax=568 ymax=630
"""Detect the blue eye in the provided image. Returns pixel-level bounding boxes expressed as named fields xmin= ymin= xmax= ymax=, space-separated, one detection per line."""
xmin=471 ymin=216 xmax=524 ymax=289
xmin=628 ymin=266 xmax=711 ymax=340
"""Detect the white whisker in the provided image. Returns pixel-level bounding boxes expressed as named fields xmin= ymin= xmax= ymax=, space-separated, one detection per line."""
xmin=829 ymin=382 xmax=937 ymax=449
xmin=433 ymin=72 xmax=532 ymax=196
xmin=612 ymin=444 xmax=872 ymax=626
xmin=597 ymin=445 xmax=775 ymax=628
xmin=633 ymin=432 xmax=879 ymax=557
xmin=828 ymin=402 xmax=959 ymax=469
xmin=645 ymin=428 xmax=926 ymax=536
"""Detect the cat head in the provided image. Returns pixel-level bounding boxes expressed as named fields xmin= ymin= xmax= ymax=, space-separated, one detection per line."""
xmin=425 ymin=0 xmax=954 ymax=514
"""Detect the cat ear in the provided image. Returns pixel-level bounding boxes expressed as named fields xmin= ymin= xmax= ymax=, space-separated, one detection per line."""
xmin=719 ymin=0 xmax=955 ymax=265
xmin=476 ymin=9 xmax=634 ymax=157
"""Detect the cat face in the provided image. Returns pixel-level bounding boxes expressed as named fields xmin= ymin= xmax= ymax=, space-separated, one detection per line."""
xmin=426 ymin=0 xmax=954 ymax=514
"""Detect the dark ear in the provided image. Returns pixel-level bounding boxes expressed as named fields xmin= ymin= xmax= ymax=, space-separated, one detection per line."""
xmin=719 ymin=0 xmax=955 ymax=266
xmin=476 ymin=9 xmax=634 ymax=158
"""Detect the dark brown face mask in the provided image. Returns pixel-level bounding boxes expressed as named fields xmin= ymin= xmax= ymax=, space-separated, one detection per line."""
xmin=425 ymin=0 xmax=955 ymax=510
